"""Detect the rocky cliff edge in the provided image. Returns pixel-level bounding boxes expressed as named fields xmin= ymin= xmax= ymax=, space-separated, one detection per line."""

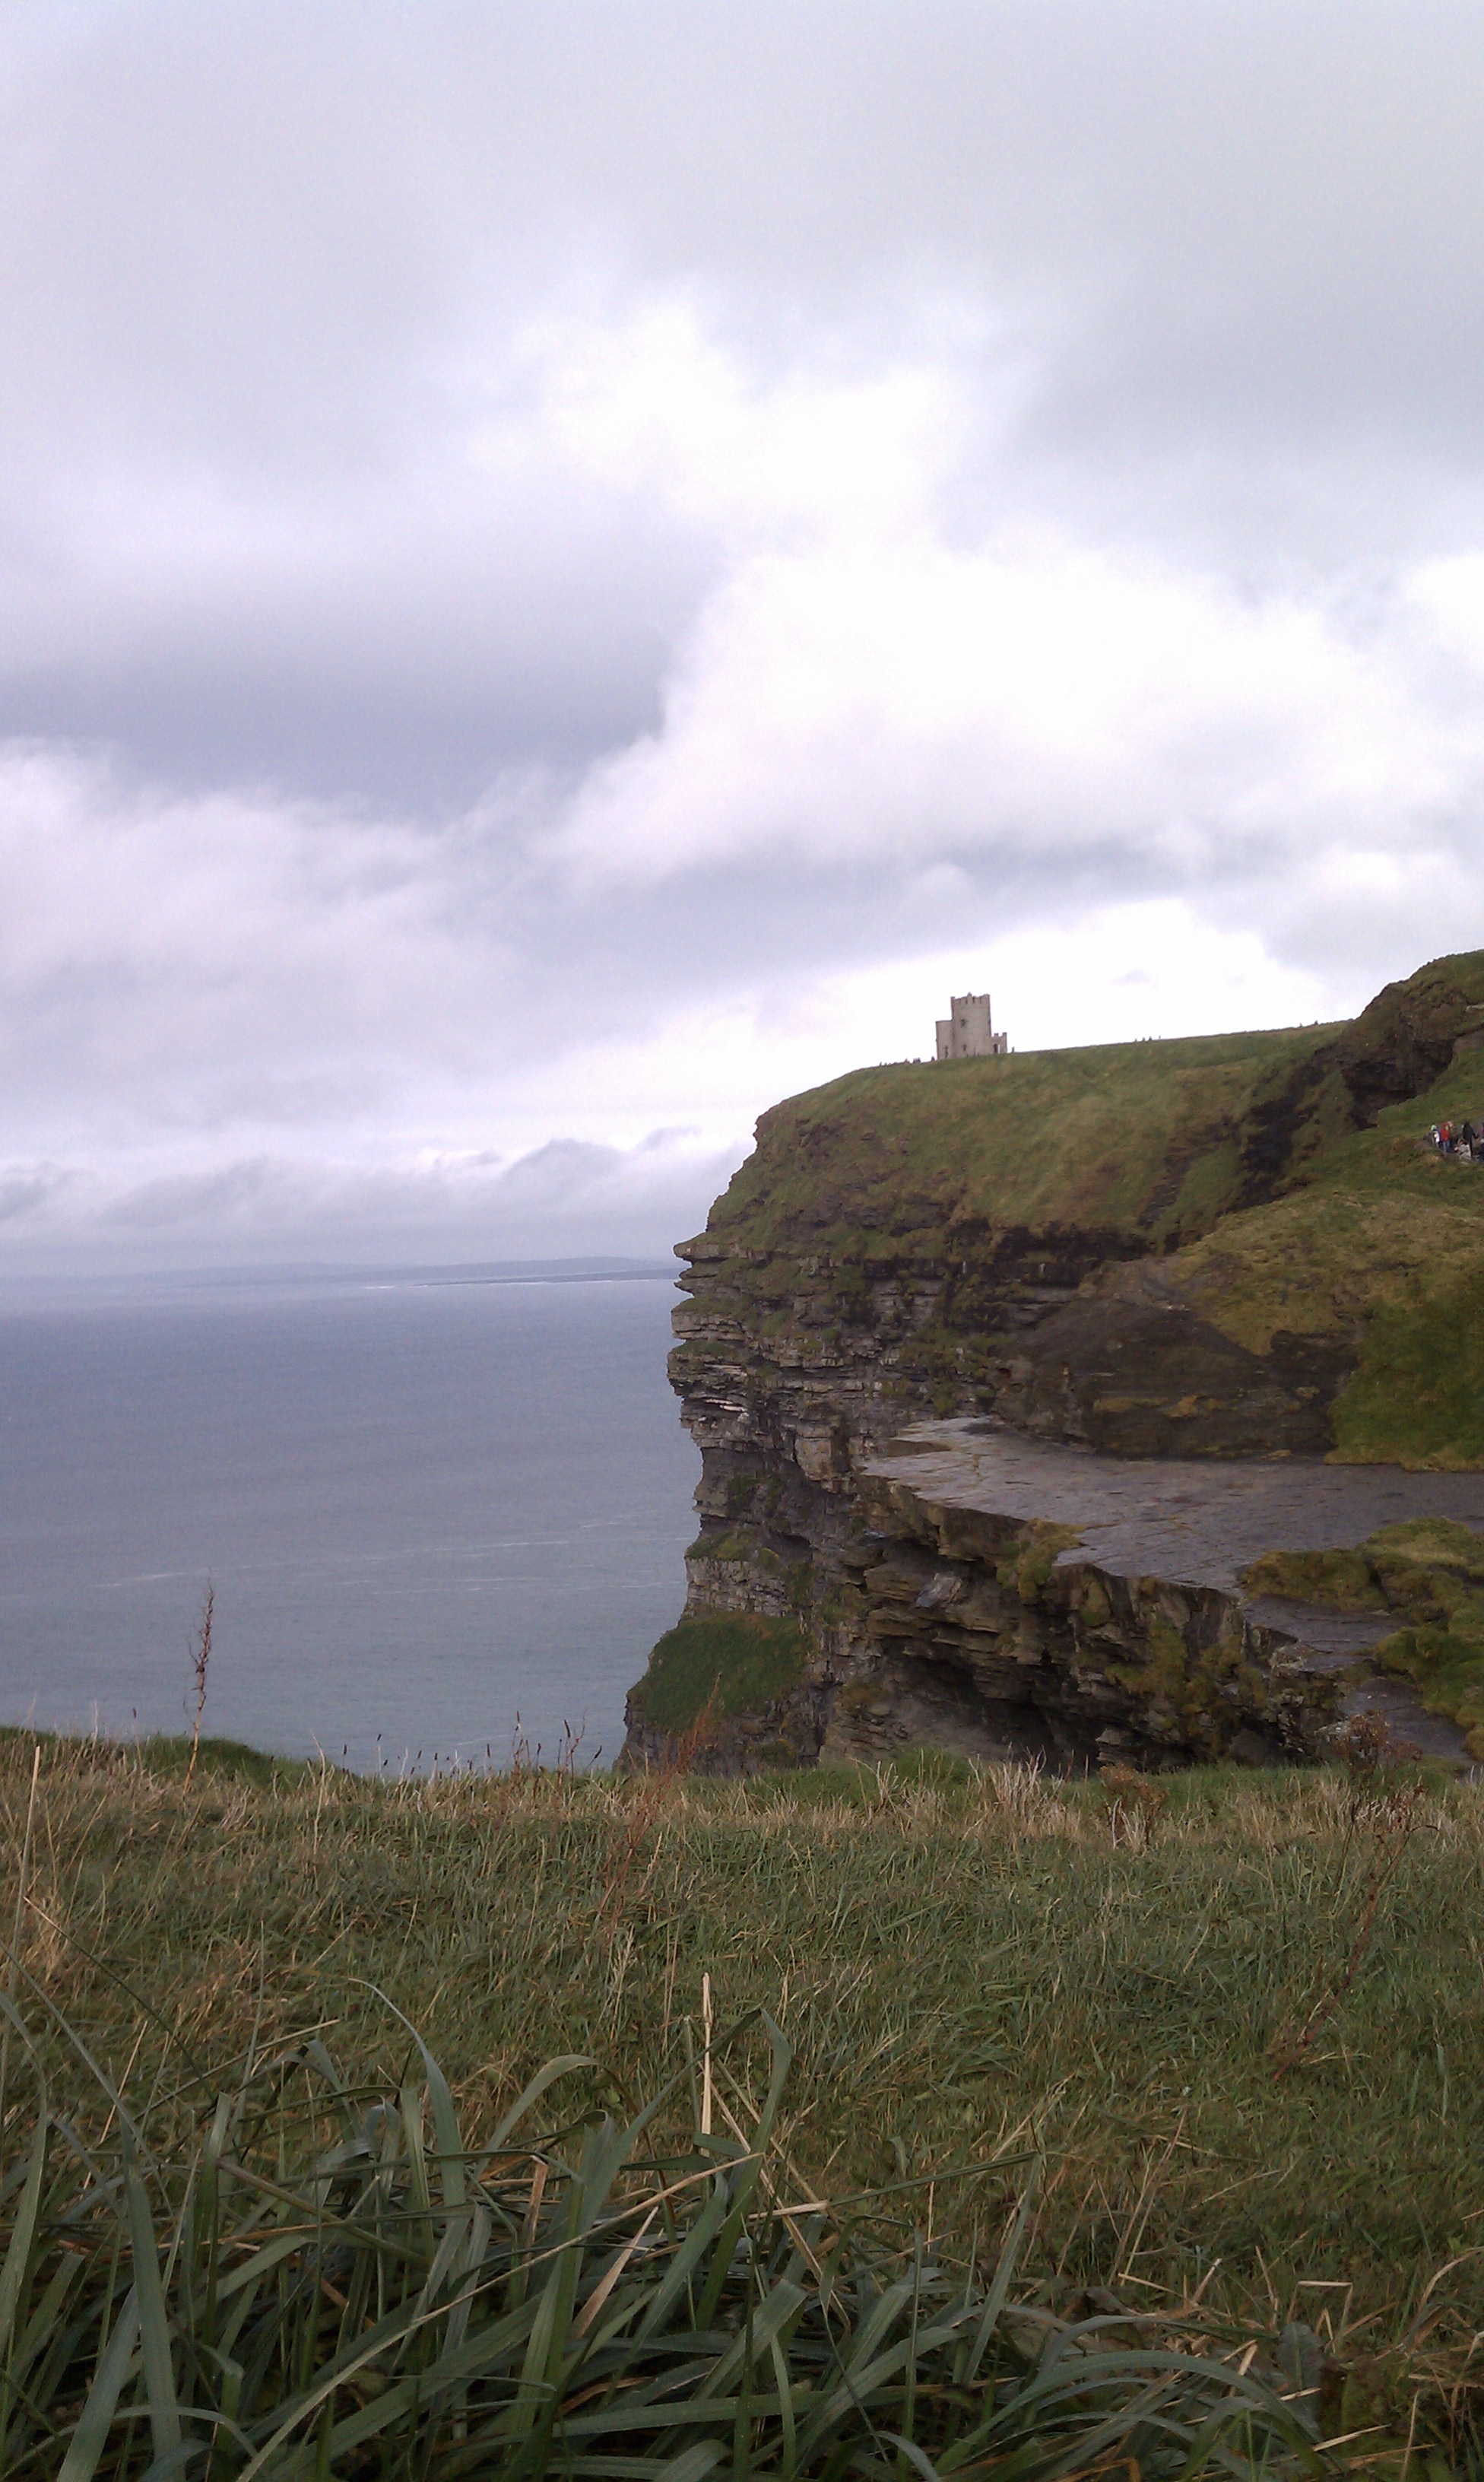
xmin=623 ymin=952 xmax=1484 ymax=1774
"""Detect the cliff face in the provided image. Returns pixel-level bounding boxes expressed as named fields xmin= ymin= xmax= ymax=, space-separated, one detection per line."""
xmin=623 ymin=953 xmax=1484 ymax=1774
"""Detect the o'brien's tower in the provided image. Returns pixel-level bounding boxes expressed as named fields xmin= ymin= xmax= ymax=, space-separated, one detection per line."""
xmin=934 ymin=993 xmax=1009 ymax=1061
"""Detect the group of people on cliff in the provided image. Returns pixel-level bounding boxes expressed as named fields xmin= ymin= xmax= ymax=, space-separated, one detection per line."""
xmin=1429 ymin=1119 xmax=1482 ymax=1159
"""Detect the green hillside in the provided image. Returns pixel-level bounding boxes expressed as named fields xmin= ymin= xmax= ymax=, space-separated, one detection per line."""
xmin=713 ymin=1020 xmax=1327 ymax=1252
xmin=694 ymin=950 xmax=1484 ymax=1466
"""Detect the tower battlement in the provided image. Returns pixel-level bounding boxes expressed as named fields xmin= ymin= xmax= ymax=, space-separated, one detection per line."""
xmin=934 ymin=993 xmax=1008 ymax=1060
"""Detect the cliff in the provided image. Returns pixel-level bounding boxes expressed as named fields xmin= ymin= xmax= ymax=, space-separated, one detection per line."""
xmin=623 ymin=951 xmax=1484 ymax=1774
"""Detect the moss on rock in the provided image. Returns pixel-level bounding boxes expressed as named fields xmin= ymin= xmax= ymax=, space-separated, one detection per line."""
xmin=1241 ymin=1519 xmax=1484 ymax=1757
xmin=999 ymin=1521 xmax=1083 ymax=1601
xmin=629 ymin=1614 xmax=810 ymax=1735
xmin=686 ymin=1528 xmax=777 ymax=1566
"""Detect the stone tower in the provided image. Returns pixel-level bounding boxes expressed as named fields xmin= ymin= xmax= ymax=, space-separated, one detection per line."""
xmin=934 ymin=993 xmax=1008 ymax=1060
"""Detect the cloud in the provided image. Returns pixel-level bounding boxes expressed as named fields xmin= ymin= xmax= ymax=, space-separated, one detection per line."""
xmin=553 ymin=525 xmax=1475 ymax=888
xmin=0 ymin=1123 xmax=734 ymax=1268
xmin=0 ymin=1162 xmax=78 ymax=1226
xmin=518 ymin=295 xmax=977 ymax=539
xmin=0 ymin=744 xmax=523 ymax=1141
xmin=515 ymin=299 xmax=1483 ymax=903
xmin=5 ymin=5 xmax=1484 ymax=1268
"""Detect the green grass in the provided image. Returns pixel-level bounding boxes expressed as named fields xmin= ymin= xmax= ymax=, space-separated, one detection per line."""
xmin=0 ymin=2008 xmax=1340 ymax=2481
xmin=633 ymin=1615 xmax=810 ymax=1731
xmin=708 ymin=1024 xmax=1327 ymax=1260
xmin=2 ymin=1731 xmax=1482 ymax=2463
xmin=1331 ymin=1260 xmax=1484 ymax=1468
xmin=0 ymin=1724 xmax=320 ymax=1787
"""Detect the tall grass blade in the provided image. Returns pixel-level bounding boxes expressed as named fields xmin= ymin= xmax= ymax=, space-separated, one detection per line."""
xmin=959 ymin=2159 xmax=1042 ymax=2388
xmin=125 ymin=2131 xmax=183 ymax=2458
xmin=362 ymin=1983 xmax=468 ymax=2211
xmin=654 ymin=2446 xmax=723 ymax=2480
xmin=483 ymin=2053 xmax=597 ymax=2157
xmin=886 ymin=2436 xmax=947 ymax=2482
xmin=56 ymin=2289 xmax=141 ymax=2482
xmin=0 ymin=2110 xmax=46 ymax=2356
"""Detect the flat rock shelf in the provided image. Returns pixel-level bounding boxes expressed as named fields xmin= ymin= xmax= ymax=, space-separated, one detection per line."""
xmin=865 ymin=1421 xmax=1484 ymax=1767
xmin=867 ymin=1419 xmax=1484 ymax=1592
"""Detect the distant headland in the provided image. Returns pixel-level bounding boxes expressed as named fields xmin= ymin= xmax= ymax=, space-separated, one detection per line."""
xmin=626 ymin=950 xmax=1484 ymax=1776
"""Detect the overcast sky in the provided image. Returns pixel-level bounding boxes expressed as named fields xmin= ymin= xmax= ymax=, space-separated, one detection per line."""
xmin=5 ymin=0 xmax=1484 ymax=1270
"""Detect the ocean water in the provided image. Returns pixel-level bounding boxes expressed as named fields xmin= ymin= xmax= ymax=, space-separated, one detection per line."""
xmin=0 ymin=1269 xmax=697 ymax=1770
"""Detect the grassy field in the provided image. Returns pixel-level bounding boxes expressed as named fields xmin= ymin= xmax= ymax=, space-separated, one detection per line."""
xmin=2 ymin=1729 xmax=1482 ymax=2468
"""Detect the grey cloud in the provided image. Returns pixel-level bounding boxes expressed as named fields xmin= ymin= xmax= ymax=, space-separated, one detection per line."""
xmin=8 ymin=1 xmax=1484 ymax=801
xmin=5 ymin=3 xmax=1484 ymax=1263
xmin=13 ymin=5 xmax=1482 ymax=435
xmin=0 ymin=1162 xmax=78 ymax=1224
xmin=102 ymin=1157 xmax=282 ymax=1229
xmin=0 ymin=1128 xmax=735 ymax=1273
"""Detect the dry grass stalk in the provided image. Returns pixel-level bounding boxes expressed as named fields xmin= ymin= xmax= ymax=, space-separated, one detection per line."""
xmin=182 ymin=1580 xmax=214 ymax=1791
xmin=1099 ymin=1760 xmax=1170 ymax=1847
xmin=1269 ymin=1726 xmax=1425 ymax=2076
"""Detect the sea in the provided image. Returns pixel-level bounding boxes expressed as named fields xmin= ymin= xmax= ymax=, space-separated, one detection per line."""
xmin=0 ymin=1265 xmax=698 ymax=1772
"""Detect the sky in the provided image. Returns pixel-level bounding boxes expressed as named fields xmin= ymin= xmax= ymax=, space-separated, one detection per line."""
xmin=5 ymin=0 xmax=1484 ymax=1271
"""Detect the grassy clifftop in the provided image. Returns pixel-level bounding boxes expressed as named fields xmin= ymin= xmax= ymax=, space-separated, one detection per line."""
xmin=712 ymin=1020 xmax=1329 ymax=1252
xmin=690 ymin=951 xmax=1484 ymax=1465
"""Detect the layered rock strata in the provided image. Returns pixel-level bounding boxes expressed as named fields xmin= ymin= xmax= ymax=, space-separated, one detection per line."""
xmin=625 ymin=1398 xmax=1479 ymax=1773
